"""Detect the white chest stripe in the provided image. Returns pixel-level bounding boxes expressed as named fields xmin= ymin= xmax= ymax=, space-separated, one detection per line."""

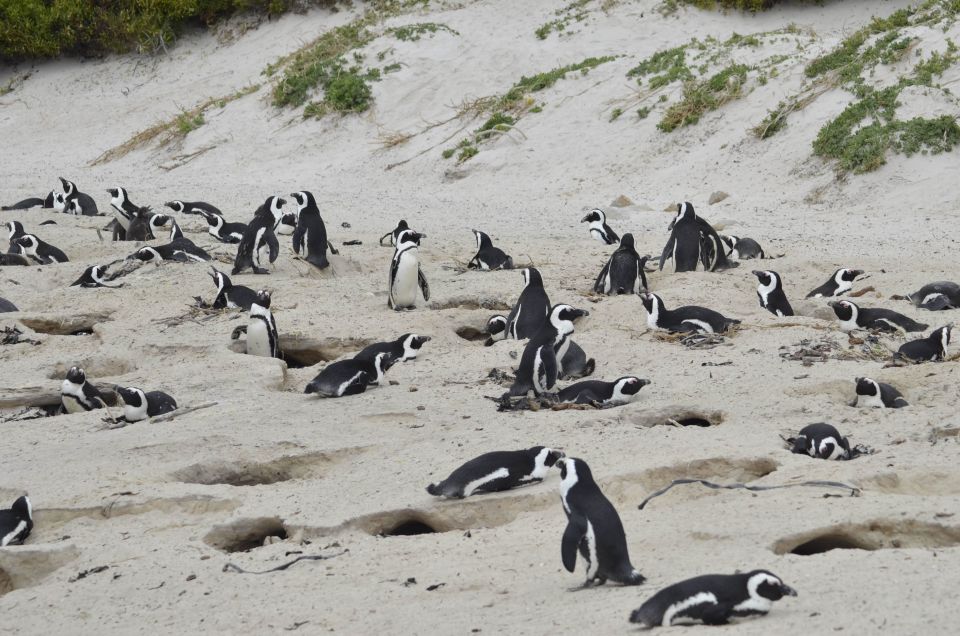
xmin=1 ymin=520 xmax=27 ymax=546
xmin=463 ymin=467 xmax=510 ymax=497
xmin=584 ymin=520 xmax=598 ymax=579
xmin=663 ymin=592 xmax=718 ymax=626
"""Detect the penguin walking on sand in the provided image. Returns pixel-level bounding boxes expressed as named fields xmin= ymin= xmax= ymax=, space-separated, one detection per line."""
xmin=291 ymin=191 xmax=330 ymax=269
xmin=60 ymin=177 xmax=99 ymax=216
xmin=557 ymin=457 xmax=644 ymax=587
xmin=469 ymin=229 xmax=513 ymax=270
xmin=14 ymin=234 xmax=69 ymax=264
xmin=304 ymin=352 xmax=394 ymax=398
xmin=629 ymin=570 xmax=797 ymax=627
xmin=60 ymin=366 xmax=108 ymax=413
xmin=558 ymin=377 xmax=650 ymax=406
xmin=165 ymin=200 xmax=223 ymax=216
xmin=855 ymin=377 xmax=908 ymax=408
xmin=506 ymin=267 xmax=551 ymax=340
xmin=593 ymin=233 xmax=648 ymax=295
xmin=753 ymin=270 xmax=793 ymax=317
xmin=209 ymin=267 xmax=258 ymax=310
xmin=246 ymin=290 xmax=280 ymax=359
xmin=427 ymin=447 xmax=564 ymax=499
xmin=721 ymin=235 xmax=766 ymax=260
xmin=388 ymin=229 xmax=430 ymax=310
xmin=233 ymin=196 xmax=285 ymax=275
xmin=2 ymin=191 xmax=55 ymax=211
xmin=905 ymin=281 xmax=960 ymax=311
xmin=806 ymin=268 xmax=864 ymax=298
xmin=828 ymin=300 xmax=927 ymax=333
xmin=114 ymin=386 xmax=178 ymax=422
xmin=0 ymin=496 xmax=33 ymax=546
xmin=897 ymin=325 xmax=951 ymax=362
xmin=71 ymin=265 xmax=123 ymax=288
xmin=199 ymin=210 xmax=246 ymax=244
xmin=355 ymin=334 xmax=431 ymax=364
xmin=507 ymin=304 xmax=589 ymax=397
xmin=639 ymin=292 xmax=740 ymax=334
xmin=789 ymin=423 xmax=852 ymax=460
xmin=580 ymin=208 xmax=619 ymax=245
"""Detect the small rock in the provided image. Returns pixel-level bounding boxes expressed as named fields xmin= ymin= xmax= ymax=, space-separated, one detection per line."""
xmin=186 ymin=574 xmax=197 ymax=582
xmin=708 ymin=191 xmax=729 ymax=204
xmin=388 ymin=380 xmax=399 ymax=386
xmin=416 ymin=405 xmax=425 ymax=411
xmin=408 ymin=386 xmax=418 ymax=392
xmin=341 ymin=222 xmax=351 ymax=228
xmin=609 ymin=194 xmax=633 ymax=207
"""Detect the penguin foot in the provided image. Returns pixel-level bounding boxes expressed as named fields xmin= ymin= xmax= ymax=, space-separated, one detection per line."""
xmin=252 ymin=267 xmax=270 ymax=275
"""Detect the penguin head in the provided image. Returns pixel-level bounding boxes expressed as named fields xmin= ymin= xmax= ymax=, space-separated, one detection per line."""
xmin=521 ymin=267 xmax=543 ymax=288
xmin=164 ymin=201 xmax=185 ymax=213
xmin=752 ymin=270 xmax=778 ymax=289
xmin=580 ymin=208 xmax=604 ymax=224
xmin=638 ymin=292 xmax=661 ymax=314
xmin=615 ymin=376 xmax=650 ymax=397
xmin=529 ymin=447 xmax=565 ymax=471
xmin=6 ymin=220 xmax=24 ymax=238
xmin=59 ymin=177 xmax=75 ymax=195
xmin=290 ymin=191 xmax=315 ymax=212
xmin=556 ymin=457 xmax=591 ymax=486
xmin=828 ymin=299 xmax=857 ymax=322
xmin=107 ymin=187 xmax=128 ymax=205
xmin=129 ymin=247 xmax=161 ymax=262
xmin=14 ymin=234 xmax=38 ymax=254
xmin=209 ymin=267 xmax=230 ymax=291
xmin=676 ymin=201 xmax=696 ymax=220
xmin=396 ymin=229 xmax=422 ymax=249
xmin=149 ymin=213 xmax=171 ymax=228
xmin=932 ymin=324 xmax=952 ymax=351
xmin=169 ymin=222 xmax=184 ymax=240
xmin=114 ymin=385 xmax=145 ymax=408
xmin=11 ymin=495 xmax=32 ymax=522
xmin=254 ymin=289 xmax=272 ymax=310
xmin=855 ymin=377 xmax=880 ymax=398
xmin=65 ymin=366 xmax=87 ymax=384
xmin=835 ymin=268 xmax=864 ymax=285
xmin=721 ymin=234 xmax=738 ymax=249
xmin=619 ymin=232 xmax=635 ymax=249
xmin=486 ymin=315 xmax=507 ymax=336
xmin=745 ymin=570 xmax=797 ymax=601
xmin=548 ymin=304 xmax=589 ymax=335
xmin=401 ymin=334 xmax=431 ymax=355
xmin=267 ymin=196 xmax=287 ymax=220
xmin=472 ymin=229 xmax=492 ymax=250
xmin=52 ymin=192 xmax=66 ymax=212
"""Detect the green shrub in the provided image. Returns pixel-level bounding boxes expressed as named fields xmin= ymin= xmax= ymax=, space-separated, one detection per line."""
xmin=324 ymin=71 xmax=373 ymax=113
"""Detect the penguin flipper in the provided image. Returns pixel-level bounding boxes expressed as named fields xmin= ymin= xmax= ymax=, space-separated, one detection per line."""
xmin=292 ymin=222 xmax=305 ymax=256
xmin=561 ymin=514 xmax=588 ymax=572
xmin=418 ymin=267 xmax=430 ymax=301
xmin=637 ymin=255 xmax=649 ymax=290
xmin=658 ymin=232 xmax=676 ymax=272
xmin=266 ymin=230 xmax=280 ymax=264
xmin=593 ymin=259 xmax=611 ymax=293
xmin=698 ymin=601 xmax=733 ymax=625
xmin=542 ymin=346 xmax=559 ymax=391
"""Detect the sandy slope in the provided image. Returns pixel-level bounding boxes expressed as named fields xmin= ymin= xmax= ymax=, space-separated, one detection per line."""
xmin=2 ymin=0 xmax=960 ymax=633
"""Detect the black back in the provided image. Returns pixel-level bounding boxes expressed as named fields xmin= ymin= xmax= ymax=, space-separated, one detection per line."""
xmin=292 ymin=191 xmax=329 ymax=269
xmin=506 ymin=268 xmax=550 ymax=339
xmin=594 ymin=233 xmax=647 ymax=294
xmin=660 ymin=203 xmax=700 ymax=272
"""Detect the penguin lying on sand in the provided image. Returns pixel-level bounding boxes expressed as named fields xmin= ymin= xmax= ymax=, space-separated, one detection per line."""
xmin=200 ymin=210 xmax=246 ymax=244
xmin=788 ymin=423 xmax=853 ymax=460
xmin=304 ymin=352 xmax=395 ymax=398
xmin=14 ymin=234 xmax=69 ymax=264
xmin=114 ymin=386 xmax=177 ymax=422
xmin=61 ymin=366 xmax=109 ymax=413
xmin=129 ymin=237 xmax=211 ymax=263
xmin=2 ymin=191 xmax=55 ymax=210
xmin=165 ymin=200 xmax=223 ymax=216
xmin=427 ymin=447 xmax=564 ymax=498
xmin=639 ymin=292 xmax=740 ymax=334
xmin=355 ymin=334 xmax=431 ymax=364
xmin=806 ymin=268 xmax=863 ymax=298
xmin=593 ymin=233 xmax=648 ymax=295
xmin=61 ymin=177 xmax=99 ymax=216
xmin=469 ymin=229 xmax=513 ymax=270
xmin=558 ymin=377 xmax=650 ymax=406
xmin=905 ymin=281 xmax=960 ymax=311
xmin=71 ymin=265 xmax=123 ymax=288
xmin=828 ymin=300 xmax=927 ymax=333
xmin=0 ymin=496 xmax=33 ymax=546
xmin=720 ymin=234 xmax=766 ymax=260
xmin=896 ymin=325 xmax=951 ymax=363
xmin=209 ymin=267 xmax=257 ymax=310
xmin=854 ymin=377 xmax=907 ymax=408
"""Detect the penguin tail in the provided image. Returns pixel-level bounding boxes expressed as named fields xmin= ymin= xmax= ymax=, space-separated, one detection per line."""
xmin=620 ymin=569 xmax=646 ymax=586
xmin=628 ymin=606 xmax=655 ymax=627
xmin=426 ymin=483 xmax=441 ymax=496
xmin=582 ymin=358 xmax=596 ymax=378
xmin=306 ymin=255 xmax=329 ymax=269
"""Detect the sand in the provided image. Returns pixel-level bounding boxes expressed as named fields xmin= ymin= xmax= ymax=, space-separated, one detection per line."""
xmin=2 ymin=0 xmax=960 ymax=633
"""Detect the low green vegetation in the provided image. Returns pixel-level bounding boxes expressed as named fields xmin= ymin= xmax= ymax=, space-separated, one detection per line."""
xmin=670 ymin=0 xmax=793 ymax=11
xmin=658 ymin=63 xmax=749 ymax=131
xmin=388 ymin=22 xmax=458 ymax=41
xmin=535 ymin=0 xmax=591 ymax=39
xmin=175 ymin=110 xmax=205 ymax=136
xmin=627 ymin=45 xmax=692 ymax=88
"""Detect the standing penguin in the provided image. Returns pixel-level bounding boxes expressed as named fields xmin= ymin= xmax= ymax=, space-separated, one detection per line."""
xmin=60 ymin=366 xmax=108 ymax=413
xmin=291 ymin=190 xmax=330 ymax=269
xmin=380 ymin=220 xmax=422 ymax=247
xmin=469 ymin=229 xmax=513 ymax=270
xmin=557 ymin=457 xmax=644 ymax=587
xmin=506 ymin=268 xmax=551 ymax=340
xmin=14 ymin=234 xmax=69 ymax=264
xmin=60 ymin=177 xmax=99 ymax=216
xmin=246 ymin=290 xmax=280 ymax=359
xmin=107 ymin=187 xmax=142 ymax=240
xmin=828 ymin=300 xmax=927 ymax=333
xmin=0 ymin=496 xmax=33 ymax=546
xmin=304 ymin=352 xmax=395 ymax=397
xmin=114 ymin=386 xmax=178 ymax=422
xmin=854 ymin=377 xmax=908 ymax=408
xmin=639 ymin=292 xmax=740 ymax=334
xmin=209 ymin=267 xmax=258 ymax=310
xmin=806 ymin=268 xmax=864 ymax=298
xmin=165 ymin=200 xmax=223 ymax=216
xmin=789 ymin=423 xmax=852 ymax=460
xmin=507 ymin=304 xmax=589 ymax=397
xmin=427 ymin=447 xmax=564 ymax=498
xmin=659 ymin=202 xmax=701 ymax=272
xmin=232 ymin=196 xmax=285 ymax=275
xmin=897 ymin=325 xmax=951 ymax=362
xmin=199 ymin=210 xmax=246 ymax=244
xmin=753 ymin=270 xmax=793 ymax=317
xmin=629 ymin=570 xmax=796 ymax=627
xmin=388 ymin=229 xmax=430 ymax=310
xmin=71 ymin=264 xmax=123 ymax=288
xmin=593 ymin=233 xmax=648 ymax=295
xmin=905 ymin=281 xmax=960 ymax=311
xmin=580 ymin=208 xmax=619 ymax=245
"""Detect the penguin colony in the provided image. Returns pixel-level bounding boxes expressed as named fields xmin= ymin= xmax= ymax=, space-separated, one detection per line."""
xmin=2 ymin=181 xmax=957 ymax=630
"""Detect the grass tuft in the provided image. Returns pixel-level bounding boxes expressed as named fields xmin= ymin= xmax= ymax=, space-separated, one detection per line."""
xmin=658 ymin=63 xmax=749 ymax=132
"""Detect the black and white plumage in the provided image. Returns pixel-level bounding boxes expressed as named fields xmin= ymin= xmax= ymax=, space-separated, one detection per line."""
xmin=558 ymin=377 xmax=650 ymax=406
xmin=897 ymin=325 xmax=951 ymax=362
xmin=388 ymin=229 xmax=429 ymax=310
xmin=506 ymin=267 xmax=551 ymax=340
xmin=6 ymin=220 xmax=26 ymax=251
xmin=114 ymin=386 xmax=178 ymax=422
xmin=639 ymin=292 xmax=740 ymax=334
xmin=427 ymin=447 xmax=564 ymax=499
xmin=169 ymin=222 xmax=185 ymax=240
xmin=806 ymin=268 xmax=863 ymax=298
xmin=276 ymin=212 xmax=297 ymax=236
xmin=247 ymin=290 xmax=280 ymax=359
xmin=629 ymin=570 xmax=796 ymax=628
xmin=557 ymin=338 xmax=595 ymax=380
xmin=469 ymin=229 xmax=513 ymax=270
xmin=2 ymin=191 xmax=55 ymax=211
xmin=661 ymin=203 xmax=733 ymax=272
xmin=71 ymin=264 xmax=123 ymax=288
xmin=558 ymin=457 xmax=644 ymax=587
xmin=126 ymin=206 xmax=157 ymax=242
xmin=593 ymin=233 xmax=648 ymax=295
xmin=148 ymin=213 xmax=172 ymax=238
xmin=60 ymin=177 xmax=99 ymax=216
xmin=60 ymin=366 xmax=108 ymax=413
xmin=905 ymin=281 xmax=960 ymax=311
xmin=233 ymin=196 xmax=285 ymax=275
xmin=0 ymin=496 xmax=33 ymax=547
xmin=380 ymin=219 xmax=422 ymax=247
xmin=107 ymin=187 xmax=141 ymax=239
xmin=485 ymin=315 xmax=508 ymax=344
xmin=304 ymin=352 xmax=394 ymax=398
xmin=753 ymin=270 xmax=793 ymax=317
xmin=200 ymin=210 xmax=246 ymax=244
xmin=0 ymin=297 xmax=17 ymax=312
xmin=209 ymin=267 xmax=258 ymax=310
xmin=165 ymin=200 xmax=223 ymax=216
xmin=0 ymin=253 xmax=30 ymax=266
xmin=790 ymin=423 xmax=852 ymax=460
xmin=507 ymin=304 xmax=589 ymax=397
xmin=855 ymin=377 xmax=908 ymax=408
xmin=129 ymin=237 xmax=211 ymax=263
xmin=291 ymin=191 xmax=330 ymax=269
xmin=14 ymin=234 xmax=69 ymax=264
xmin=721 ymin=235 xmax=765 ymax=260
xmin=50 ymin=191 xmax=67 ymax=213
xmin=580 ymin=208 xmax=619 ymax=245
xmin=828 ymin=300 xmax=927 ymax=333
xmin=355 ymin=334 xmax=431 ymax=365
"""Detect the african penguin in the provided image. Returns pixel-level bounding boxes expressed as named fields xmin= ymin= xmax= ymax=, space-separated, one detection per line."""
xmin=6 ymin=220 xmax=25 ymax=250
xmin=790 ymin=423 xmax=852 ymax=460
xmin=148 ymin=213 xmax=172 ymax=238
xmin=200 ymin=210 xmax=247 ymax=244
xmin=209 ymin=267 xmax=258 ymax=310
xmin=380 ymin=220 xmax=422 ymax=246
xmin=0 ymin=254 xmax=30 ymax=267
xmin=485 ymin=315 xmax=508 ymax=345
xmin=806 ymin=268 xmax=864 ymax=298
xmin=14 ymin=234 xmax=69 ymax=264
xmin=355 ymin=334 xmax=431 ymax=364
xmin=388 ymin=229 xmax=430 ymax=310
xmin=507 ymin=304 xmax=589 ymax=397
xmin=169 ymin=222 xmax=184 ymax=240
xmin=126 ymin=206 xmax=156 ymax=242
xmin=165 ymin=200 xmax=223 ymax=216
xmin=629 ymin=570 xmax=796 ymax=627
xmin=0 ymin=297 xmax=18 ymax=312
xmin=506 ymin=267 xmax=551 ymax=340
xmin=469 ymin=229 xmax=513 ymax=270
xmin=753 ymin=270 xmax=793 ymax=317
xmin=557 ymin=377 xmax=650 ymax=406
xmin=60 ymin=366 xmax=108 ymax=413
xmin=0 ymin=496 xmax=33 ymax=547
xmin=246 ymin=290 xmax=281 ymax=359
xmin=593 ymin=233 xmax=648 ymax=295
xmin=905 ymin=281 xmax=960 ymax=311
xmin=854 ymin=377 xmax=908 ymax=408
xmin=232 ymin=196 xmax=284 ymax=275
xmin=304 ymin=352 xmax=395 ymax=398
xmin=580 ymin=208 xmax=619 ymax=245
xmin=114 ymin=386 xmax=178 ymax=422
xmin=291 ymin=191 xmax=330 ymax=269
xmin=71 ymin=265 xmax=122 ymax=288
xmin=639 ymin=292 xmax=740 ymax=334
xmin=828 ymin=300 xmax=927 ymax=333
xmin=60 ymin=177 xmax=99 ymax=216
xmin=107 ymin=187 xmax=141 ymax=240
xmin=659 ymin=202 xmax=701 ymax=272
xmin=2 ymin=191 xmax=55 ymax=210
xmin=897 ymin=325 xmax=951 ymax=362
xmin=427 ymin=447 xmax=564 ymax=499
xmin=129 ymin=237 xmax=211 ymax=263
xmin=557 ymin=457 xmax=644 ymax=586
xmin=557 ymin=338 xmax=595 ymax=380
xmin=51 ymin=192 xmax=66 ymax=213
xmin=721 ymin=235 xmax=765 ymax=260
xmin=276 ymin=212 xmax=297 ymax=235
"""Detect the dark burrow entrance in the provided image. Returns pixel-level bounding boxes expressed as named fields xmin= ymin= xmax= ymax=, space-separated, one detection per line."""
xmin=203 ymin=517 xmax=289 ymax=552
xmin=382 ymin=520 xmax=438 ymax=536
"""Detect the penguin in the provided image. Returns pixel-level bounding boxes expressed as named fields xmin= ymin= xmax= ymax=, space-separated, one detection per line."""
xmin=593 ymin=233 xmax=648 ymax=295
xmin=629 ymin=570 xmax=797 ymax=628
xmin=304 ymin=352 xmax=395 ymax=397
xmin=557 ymin=377 xmax=650 ymax=406
xmin=60 ymin=366 xmax=108 ymax=413
xmin=828 ymin=300 xmax=927 ymax=333
xmin=580 ymin=208 xmax=619 ymax=245
xmin=639 ymin=292 xmax=740 ymax=334
xmin=246 ymin=290 xmax=280 ymax=359
xmin=659 ymin=202 xmax=701 ymax=272
xmin=485 ymin=315 xmax=509 ymax=345
xmin=6 ymin=220 xmax=26 ymax=250
xmin=2 ymin=191 xmax=55 ymax=210
xmin=169 ymin=221 xmax=185 ymax=240
xmin=905 ymin=281 xmax=960 ymax=311
xmin=0 ymin=254 xmax=30 ymax=267
xmin=854 ymin=377 xmax=908 ymax=408
xmin=897 ymin=325 xmax=951 ymax=362
xmin=380 ymin=219 xmax=422 ymax=246
xmin=129 ymin=238 xmax=211 ymax=263
xmin=71 ymin=265 xmax=123 ymax=288
xmin=753 ymin=270 xmax=793 ymax=317
xmin=721 ymin=234 xmax=765 ymax=260
xmin=209 ymin=267 xmax=258 ymax=310
xmin=276 ymin=212 xmax=297 ymax=235
xmin=469 ymin=229 xmax=513 ymax=270
xmin=806 ymin=268 xmax=864 ymax=298
xmin=388 ymin=229 xmax=430 ymax=310
xmin=291 ymin=190 xmax=330 ymax=269
xmin=126 ymin=206 xmax=156 ymax=242
xmin=107 ymin=187 xmax=142 ymax=240
xmin=199 ymin=210 xmax=247 ymax=244
xmin=60 ymin=177 xmax=99 ymax=216
xmin=165 ymin=200 xmax=223 ymax=216
xmin=427 ymin=447 xmax=565 ymax=499
xmin=51 ymin=192 xmax=67 ymax=213
xmin=557 ymin=457 xmax=644 ymax=586
xmin=507 ymin=304 xmax=589 ymax=397
xmin=232 ymin=196 xmax=285 ymax=275
xmin=114 ymin=386 xmax=178 ymax=422
xmin=0 ymin=496 xmax=33 ymax=547
xmin=355 ymin=334 xmax=431 ymax=364
xmin=557 ymin=338 xmax=595 ymax=380
xmin=790 ymin=422 xmax=852 ymax=460
xmin=14 ymin=234 xmax=69 ymax=264
xmin=148 ymin=213 xmax=172 ymax=238
xmin=0 ymin=297 xmax=17 ymax=312
xmin=506 ymin=267 xmax=551 ymax=339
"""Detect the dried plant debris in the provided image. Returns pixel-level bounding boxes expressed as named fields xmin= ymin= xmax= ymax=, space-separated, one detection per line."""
xmin=653 ymin=331 xmax=731 ymax=349
xmin=780 ymin=336 xmax=891 ymax=365
xmin=2 ymin=326 xmax=41 ymax=346
xmin=638 ymin=478 xmax=862 ymax=510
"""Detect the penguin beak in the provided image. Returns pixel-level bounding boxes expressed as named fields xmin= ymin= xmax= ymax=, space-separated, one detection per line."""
xmin=827 ymin=301 xmax=838 ymax=308
xmin=852 ymin=269 xmax=864 ymax=277
xmin=637 ymin=379 xmax=651 ymax=387
xmin=781 ymin=584 xmax=798 ymax=597
xmin=579 ymin=215 xmax=589 ymax=223
xmin=751 ymin=270 xmax=763 ymax=277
